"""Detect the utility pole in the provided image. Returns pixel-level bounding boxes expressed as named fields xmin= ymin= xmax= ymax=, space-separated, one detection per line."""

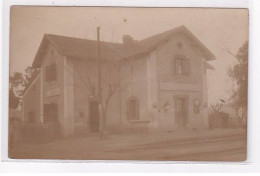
xmin=97 ymin=27 xmax=103 ymax=135
xmin=118 ymin=58 xmax=122 ymax=133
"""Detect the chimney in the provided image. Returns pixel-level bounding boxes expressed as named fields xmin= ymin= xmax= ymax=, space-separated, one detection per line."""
xmin=122 ymin=35 xmax=134 ymax=49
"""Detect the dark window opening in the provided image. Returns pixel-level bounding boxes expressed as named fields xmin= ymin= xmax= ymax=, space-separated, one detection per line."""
xmin=126 ymin=97 xmax=140 ymax=120
xmin=45 ymin=63 xmax=57 ymax=82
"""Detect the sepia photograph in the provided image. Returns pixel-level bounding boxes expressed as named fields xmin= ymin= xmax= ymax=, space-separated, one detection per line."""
xmin=8 ymin=6 xmax=248 ymax=161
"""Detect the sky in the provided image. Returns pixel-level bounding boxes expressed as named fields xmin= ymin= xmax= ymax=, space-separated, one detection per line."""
xmin=9 ymin=7 xmax=249 ymax=104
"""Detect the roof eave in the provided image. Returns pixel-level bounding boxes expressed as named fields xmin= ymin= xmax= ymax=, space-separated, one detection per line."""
xmin=32 ymin=34 xmax=64 ymax=68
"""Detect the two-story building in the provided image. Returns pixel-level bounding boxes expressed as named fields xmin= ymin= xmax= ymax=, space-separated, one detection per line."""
xmin=21 ymin=25 xmax=215 ymax=137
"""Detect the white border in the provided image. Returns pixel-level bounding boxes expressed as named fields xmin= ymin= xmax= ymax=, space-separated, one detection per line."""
xmin=2 ymin=0 xmax=260 ymax=173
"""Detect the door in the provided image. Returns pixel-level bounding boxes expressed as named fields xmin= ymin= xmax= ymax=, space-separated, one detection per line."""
xmin=44 ymin=103 xmax=60 ymax=137
xmin=175 ymin=98 xmax=188 ymax=128
xmin=89 ymin=101 xmax=100 ymax=132
xmin=127 ymin=98 xmax=140 ymax=120
xmin=44 ymin=103 xmax=58 ymax=123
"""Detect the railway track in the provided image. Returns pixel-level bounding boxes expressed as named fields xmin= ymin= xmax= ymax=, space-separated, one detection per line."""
xmin=104 ymin=134 xmax=246 ymax=161
xmin=158 ymin=146 xmax=246 ymax=161
xmin=106 ymin=134 xmax=246 ymax=153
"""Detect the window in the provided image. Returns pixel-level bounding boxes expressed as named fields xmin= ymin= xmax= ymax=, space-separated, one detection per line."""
xmin=28 ymin=111 xmax=35 ymax=123
xmin=126 ymin=97 xmax=140 ymax=120
xmin=174 ymin=57 xmax=190 ymax=76
xmin=45 ymin=63 xmax=57 ymax=82
xmin=176 ymin=58 xmax=184 ymax=75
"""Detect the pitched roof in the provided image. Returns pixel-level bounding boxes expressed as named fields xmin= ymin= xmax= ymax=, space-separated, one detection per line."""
xmin=32 ymin=25 xmax=215 ymax=68
xmin=32 ymin=34 xmax=123 ymax=67
xmin=137 ymin=25 xmax=215 ymax=60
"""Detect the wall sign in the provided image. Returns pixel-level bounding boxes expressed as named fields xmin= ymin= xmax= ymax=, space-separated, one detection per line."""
xmin=160 ymin=82 xmax=200 ymax=91
xmin=46 ymin=87 xmax=60 ymax=97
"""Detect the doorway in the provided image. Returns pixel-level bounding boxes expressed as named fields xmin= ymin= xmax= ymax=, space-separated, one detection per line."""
xmin=89 ymin=101 xmax=100 ymax=132
xmin=175 ymin=97 xmax=188 ymax=128
xmin=126 ymin=97 xmax=140 ymax=120
xmin=44 ymin=103 xmax=60 ymax=137
xmin=44 ymin=103 xmax=58 ymax=123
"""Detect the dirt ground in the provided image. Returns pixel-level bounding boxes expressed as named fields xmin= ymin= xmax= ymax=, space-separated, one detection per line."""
xmin=8 ymin=128 xmax=247 ymax=161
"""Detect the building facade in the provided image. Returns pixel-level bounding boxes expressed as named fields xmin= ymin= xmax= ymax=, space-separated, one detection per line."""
xmin=22 ymin=25 xmax=215 ymax=137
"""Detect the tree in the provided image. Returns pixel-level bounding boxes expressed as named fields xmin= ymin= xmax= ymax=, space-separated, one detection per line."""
xmin=9 ymin=72 xmax=24 ymax=97
xmin=72 ymin=56 xmax=121 ymax=132
xmin=9 ymin=88 xmax=20 ymax=109
xmin=227 ymin=41 xmax=248 ymax=126
xmin=9 ymin=72 xmax=24 ymax=109
xmin=209 ymin=103 xmax=223 ymax=116
xmin=23 ymin=66 xmax=38 ymax=88
xmin=9 ymin=66 xmax=38 ymax=109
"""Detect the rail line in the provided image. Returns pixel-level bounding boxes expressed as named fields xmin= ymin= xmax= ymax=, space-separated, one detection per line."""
xmin=158 ymin=146 xmax=246 ymax=161
xmin=106 ymin=135 xmax=246 ymax=153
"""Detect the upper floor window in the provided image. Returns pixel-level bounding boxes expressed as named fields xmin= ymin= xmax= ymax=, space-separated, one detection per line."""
xmin=174 ymin=57 xmax=190 ymax=76
xmin=45 ymin=63 xmax=57 ymax=82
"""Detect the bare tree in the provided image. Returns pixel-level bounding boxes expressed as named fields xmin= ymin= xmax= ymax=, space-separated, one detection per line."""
xmin=71 ymin=55 xmax=122 ymax=132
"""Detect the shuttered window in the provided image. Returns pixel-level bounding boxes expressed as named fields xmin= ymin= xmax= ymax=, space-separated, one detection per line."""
xmin=45 ymin=63 xmax=57 ymax=82
xmin=174 ymin=57 xmax=190 ymax=76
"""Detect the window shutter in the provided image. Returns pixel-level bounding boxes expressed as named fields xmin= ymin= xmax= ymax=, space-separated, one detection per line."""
xmin=173 ymin=57 xmax=176 ymax=75
xmin=49 ymin=64 xmax=53 ymax=81
xmin=174 ymin=98 xmax=178 ymax=122
xmin=46 ymin=63 xmax=57 ymax=81
xmin=52 ymin=64 xmax=57 ymax=81
xmin=184 ymin=59 xmax=190 ymax=76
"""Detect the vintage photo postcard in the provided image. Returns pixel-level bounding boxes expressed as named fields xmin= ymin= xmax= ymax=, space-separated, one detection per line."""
xmin=8 ymin=6 xmax=248 ymax=161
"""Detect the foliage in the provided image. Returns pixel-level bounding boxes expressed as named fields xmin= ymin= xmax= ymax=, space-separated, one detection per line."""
xmin=23 ymin=66 xmax=39 ymax=88
xmin=209 ymin=103 xmax=223 ymax=116
xmin=228 ymin=41 xmax=248 ymax=125
xmin=9 ymin=66 xmax=38 ymax=109
xmin=9 ymin=88 xmax=20 ymax=109
xmin=9 ymin=72 xmax=24 ymax=97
